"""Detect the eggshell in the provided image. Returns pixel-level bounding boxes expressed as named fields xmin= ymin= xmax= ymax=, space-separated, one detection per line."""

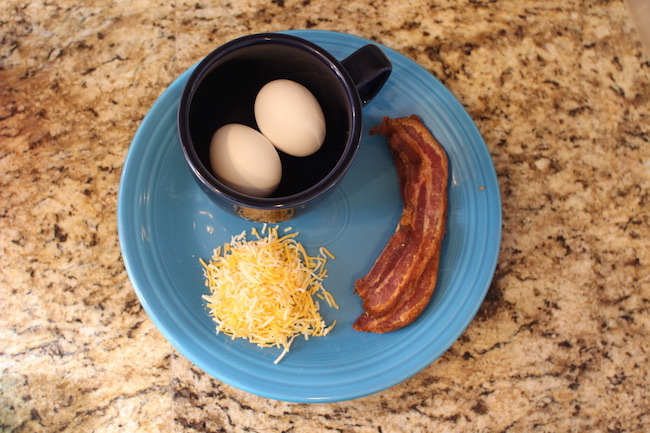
xmin=209 ymin=123 xmax=282 ymax=197
xmin=254 ymin=79 xmax=326 ymax=157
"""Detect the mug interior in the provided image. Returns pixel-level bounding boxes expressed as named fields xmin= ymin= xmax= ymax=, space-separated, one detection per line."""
xmin=182 ymin=36 xmax=358 ymax=204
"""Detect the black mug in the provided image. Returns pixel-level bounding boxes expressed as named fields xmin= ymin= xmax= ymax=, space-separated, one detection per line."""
xmin=178 ymin=32 xmax=392 ymax=223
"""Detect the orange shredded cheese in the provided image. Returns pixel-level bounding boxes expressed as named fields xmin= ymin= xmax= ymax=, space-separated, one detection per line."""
xmin=201 ymin=226 xmax=338 ymax=363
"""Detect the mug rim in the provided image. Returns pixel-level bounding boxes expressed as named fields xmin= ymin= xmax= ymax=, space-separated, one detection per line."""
xmin=177 ymin=32 xmax=363 ymax=210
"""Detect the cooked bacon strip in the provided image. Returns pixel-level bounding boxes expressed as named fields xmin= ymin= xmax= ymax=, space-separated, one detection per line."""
xmin=353 ymin=115 xmax=448 ymax=333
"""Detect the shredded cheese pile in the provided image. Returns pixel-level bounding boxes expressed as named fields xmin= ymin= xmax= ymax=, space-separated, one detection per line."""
xmin=201 ymin=225 xmax=338 ymax=363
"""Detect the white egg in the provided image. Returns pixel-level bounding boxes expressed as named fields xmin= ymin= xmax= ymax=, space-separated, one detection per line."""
xmin=209 ymin=123 xmax=282 ymax=197
xmin=254 ymin=79 xmax=326 ymax=157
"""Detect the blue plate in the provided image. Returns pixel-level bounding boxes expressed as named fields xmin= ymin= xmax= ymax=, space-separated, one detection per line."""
xmin=118 ymin=30 xmax=501 ymax=402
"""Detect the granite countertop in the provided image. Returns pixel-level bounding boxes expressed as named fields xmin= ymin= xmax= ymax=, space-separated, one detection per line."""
xmin=1 ymin=0 xmax=649 ymax=431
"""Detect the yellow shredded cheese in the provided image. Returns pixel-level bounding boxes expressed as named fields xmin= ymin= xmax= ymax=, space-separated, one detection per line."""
xmin=201 ymin=226 xmax=338 ymax=363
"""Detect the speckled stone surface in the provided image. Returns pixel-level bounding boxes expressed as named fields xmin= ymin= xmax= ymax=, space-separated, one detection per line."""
xmin=1 ymin=0 xmax=649 ymax=432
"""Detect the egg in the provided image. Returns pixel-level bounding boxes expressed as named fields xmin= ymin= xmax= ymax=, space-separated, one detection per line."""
xmin=254 ymin=79 xmax=326 ymax=157
xmin=209 ymin=123 xmax=282 ymax=197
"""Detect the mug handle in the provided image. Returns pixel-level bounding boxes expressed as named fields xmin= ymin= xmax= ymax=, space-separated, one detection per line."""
xmin=341 ymin=45 xmax=393 ymax=106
